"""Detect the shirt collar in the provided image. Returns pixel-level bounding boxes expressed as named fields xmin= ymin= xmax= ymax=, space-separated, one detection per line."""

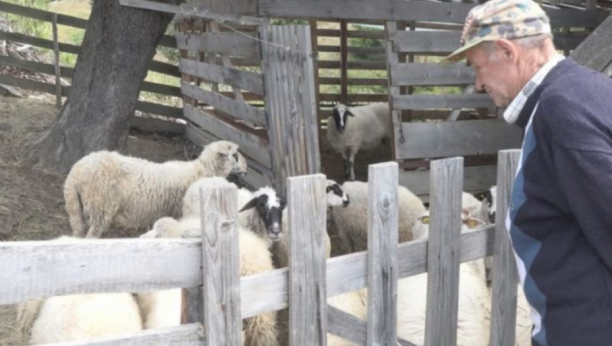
xmin=503 ymin=54 xmax=565 ymax=124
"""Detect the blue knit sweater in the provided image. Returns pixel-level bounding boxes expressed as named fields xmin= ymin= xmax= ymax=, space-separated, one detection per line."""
xmin=509 ymin=57 xmax=612 ymax=346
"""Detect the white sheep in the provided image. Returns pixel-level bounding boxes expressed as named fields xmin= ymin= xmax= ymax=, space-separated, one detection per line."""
xmin=326 ymin=102 xmax=391 ymax=181
xmin=16 ymin=239 xmax=142 ymax=345
xmin=181 ymin=177 xmax=286 ymax=247
xmin=329 ymin=181 xmax=426 ymax=255
xmin=138 ymin=216 xmax=279 ymax=346
xmin=64 ymin=140 xmax=247 ymax=239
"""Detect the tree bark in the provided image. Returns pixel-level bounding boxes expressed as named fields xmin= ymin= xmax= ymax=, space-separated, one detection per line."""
xmin=30 ymin=0 xmax=182 ymax=174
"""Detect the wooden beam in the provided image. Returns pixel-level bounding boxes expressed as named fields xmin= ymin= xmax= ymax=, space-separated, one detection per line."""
xmin=571 ymin=16 xmax=612 ymax=71
xmin=51 ymin=13 xmax=61 ymax=107
xmin=119 ymin=0 xmax=269 ymax=25
xmin=175 ymin=32 xmax=261 ymax=60
xmin=179 ymin=59 xmax=264 ymax=96
xmin=181 ymin=82 xmax=266 ymax=126
xmin=424 ymin=157 xmax=463 ymax=346
xmin=392 ymin=94 xmax=494 ymax=111
xmin=488 ymin=150 xmax=521 ymax=346
xmin=49 ymin=324 xmax=204 ymax=346
xmin=390 ymin=63 xmax=475 ymax=86
xmin=287 ymin=174 xmax=328 ymax=345
xmin=183 ymin=104 xmax=272 ymax=169
xmin=200 ymin=183 xmax=243 ymax=346
xmin=395 ymin=119 xmax=523 ymax=160
xmin=366 ymin=162 xmax=399 ymax=346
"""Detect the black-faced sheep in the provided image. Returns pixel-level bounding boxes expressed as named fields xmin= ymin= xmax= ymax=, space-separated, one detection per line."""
xmin=181 ymin=177 xmax=286 ymax=247
xmin=326 ymin=102 xmax=392 ymax=181
xmin=64 ymin=140 xmax=247 ymax=238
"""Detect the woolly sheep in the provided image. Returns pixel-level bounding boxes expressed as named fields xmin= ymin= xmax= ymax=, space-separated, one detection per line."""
xmin=329 ymin=181 xmax=426 ymax=255
xmin=138 ymin=216 xmax=279 ymax=346
xmin=64 ymin=140 xmax=248 ymax=238
xmin=271 ymin=179 xmax=348 ymax=268
xmin=181 ymin=177 xmax=286 ymax=247
xmin=326 ymin=102 xmax=391 ymax=181
xmin=16 ymin=239 xmax=142 ymax=345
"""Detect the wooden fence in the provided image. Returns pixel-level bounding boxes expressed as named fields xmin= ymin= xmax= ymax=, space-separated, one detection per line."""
xmin=1 ymin=149 xmax=523 ymax=346
xmin=0 ymin=1 xmax=184 ymax=134
xmin=174 ymin=16 xmax=320 ymax=194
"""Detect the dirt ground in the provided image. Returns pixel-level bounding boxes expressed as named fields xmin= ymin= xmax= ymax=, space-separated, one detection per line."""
xmin=0 ymin=94 xmax=391 ymax=345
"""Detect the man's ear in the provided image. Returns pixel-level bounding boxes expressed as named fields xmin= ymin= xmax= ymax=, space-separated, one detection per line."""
xmin=495 ymin=39 xmax=519 ymax=63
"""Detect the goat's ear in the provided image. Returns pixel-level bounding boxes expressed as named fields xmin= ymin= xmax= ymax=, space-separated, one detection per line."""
xmin=346 ymin=109 xmax=354 ymax=117
xmin=239 ymin=197 xmax=258 ymax=212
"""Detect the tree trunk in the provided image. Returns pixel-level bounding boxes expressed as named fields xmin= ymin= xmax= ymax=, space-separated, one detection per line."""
xmin=30 ymin=0 xmax=182 ymax=174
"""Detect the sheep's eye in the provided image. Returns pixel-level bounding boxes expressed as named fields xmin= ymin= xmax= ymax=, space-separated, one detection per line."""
xmin=326 ymin=186 xmax=333 ymax=193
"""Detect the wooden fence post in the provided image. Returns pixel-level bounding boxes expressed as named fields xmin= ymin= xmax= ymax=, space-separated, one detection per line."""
xmin=51 ymin=13 xmax=61 ymax=107
xmin=424 ymin=157 xmax=463 ymax=346
xmin=260 ymin=25 xmax=320 ymax=196
xmin=489 ymin=149 xmax=520 ymax=346
xmin=287 ymin=173 xmax=327 ymax=346
xmin=366 ymin=161 xmax=399 ymax=346
xmin=199 ymin=183 xmax=242 ymax=346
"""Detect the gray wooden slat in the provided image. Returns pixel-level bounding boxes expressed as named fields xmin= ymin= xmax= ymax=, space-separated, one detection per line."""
xmin=320 ymin=93 xmax=389 ymax=102
xmin=0 ymin=1 xmax=88 ymax=29
xmin=120 ymin=0 xmax=269 ymax=25
xmin=390 ymin=63 xmax=475 ymax=86
xmin=258 ymin=0 xmax=608 ymax=26
xmin=181 ymin=82 xmax=266 ymax=126
xmin=392 ymin=94 xmax=493 ymax=110
xmin=200 ymin=183 xmax=243 ymax=346
xmin=399 ymin=165 xmax=497 ymax=197
xmin=183 ymin=103 xmax=272 ymax=169
xmin=0 ymin=74 xmax=70 ymax=97
xmin=366 ymin=162 xmax=399 ymax=346
xmin=386 ymin=20 xmax=405 ymax=158
xmin=489 ymin=150 xmax=521 ymax=346
xmin=49 ymin=324 xmax=204 ymax=346
xmin=287 ymin=174 xmax=327 ymax=346
xmin=0 ymin=238 xmax=202 ymax=305
xmin=0 ymin=30 xmax=81 ymax=54
xmin=317 ymin=60 xmax=387 ymax=70
xmin=175 ymin=32 xmax=261 ymax=60
xmin=240 ymin=223 xmax=495 ymax=319
xmin=395 ymin=119 xmax=523 ymax=160
xmin=51 ymin=13 xmax=61 ymax=107
xmin=571 ymin=16 xmax=612 ymax=71
xmin=424 ymin=157 xmax=463 ymax=346
xmin=129 ymin=116 xmax=185 ymax=134
xmin=135 ymin=101 xmax=183 ymax=119
xmin=0 ymin=55 xmax=74 ymax=79
xmin=318 ymin=77 xmax=388 ymax=86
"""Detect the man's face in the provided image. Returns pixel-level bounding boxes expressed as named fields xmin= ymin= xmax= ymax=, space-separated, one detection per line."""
xmin=465 ymin=42 xmax=519 ymax=108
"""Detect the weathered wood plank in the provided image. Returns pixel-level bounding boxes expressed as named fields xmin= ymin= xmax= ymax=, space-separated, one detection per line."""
xmin=392 ymin=94 xmax=494 ymax=110
xmin=48 ymin=324 xmax=204 ymax=346
xmin=258 ymin=0 xmax=608 ymax=26
xmin=320 ymin=93 xmax=390 ymax=102
xmin=175 ymin=32 xmax=260 ymax=60
xmin=489 ymin=150 xmax=521 ymax=346
xmin=288 ymin=174 xmax=328 ymax=346
xmin=183 ymin=103 xmax=272 ymax=169
xmin=571 ymin=16 xmax=612 ymax=71
xmin=390 ymin=63 xmax=475 ymax=86
xmin=316 ymin=29 xmax=386 ymax=39
xmin=129 ymin=116 xmax=185 ymax=134
xmin=181 ymin=82 xmax=266 ymax=126
xmin=240 ymin=224 xmax=495 ymax=319
xmin=0 ymin=55 xmax=73 ymax=79
xmin=318 ymin=60 xmax=387 ymax=70
xmin=179 ymin=59 xmax=264 ymax=96
xmin=367 ymin=162 xmax=399 ymax=346
xmin=135 ymin=101 xmax=183 ymax=119
xmin=0 ymin=30 xmax=81 ymax=54
xmin=0 ymin=74 xmax=70 ymax=97
xmin=0 ymin=238 xmax=202 ymax=305
xmin=120 ymin=0 xmax=268 ymax=25
xmin=318 ymin=77 xmax=388 ymax=86
xmin=399 ymin=165 xmax=497 ymax=197
xmin=200 ymin=184 xmax=242 ymax=346
xmin=141 ymin=81 xmax=182 ymax=97
xmin=386 ymin=21 xmax=404 ymax=159
xmin=424 ymin=157 xmax=463 ymax=346
xmin=51 ymin=13 xmax=61 ymax=107
xmin=395 ymin=119 xmax=523 ymax=160
xmin=0 ymin=1 xmax=88 ymax=29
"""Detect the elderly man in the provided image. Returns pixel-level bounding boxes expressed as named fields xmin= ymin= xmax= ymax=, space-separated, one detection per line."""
xmin=445 ymin=0 xmax=612 ymax=345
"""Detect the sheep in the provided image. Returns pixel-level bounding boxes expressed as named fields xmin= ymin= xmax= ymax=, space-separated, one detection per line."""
xmin=326 ymin=102 xmax=391 ymax=181
xmin=64 ymin=140 xmax=248 ymax=239
xmin=329 ymin=181 xmax=426 ymax=255
xmin=16 ymin=240 xmax=142 ymax=345
xmin=181 ymin=177 xmax=286 ymax=247
xmin=138 ymin=216 xmax=279 ymax=346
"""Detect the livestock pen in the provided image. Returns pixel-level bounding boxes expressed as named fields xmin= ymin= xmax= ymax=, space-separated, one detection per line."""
xmin=2 ymin=149 xmax=525 ymax=346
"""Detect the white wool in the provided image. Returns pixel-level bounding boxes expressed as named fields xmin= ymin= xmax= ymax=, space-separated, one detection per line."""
xmin=326 ymin=102 xmax=392 ymax=181
xmin=330 ymin=181 xmax=426 ymax=255
xmin=64 ymin=140 xmax=248 ymax=238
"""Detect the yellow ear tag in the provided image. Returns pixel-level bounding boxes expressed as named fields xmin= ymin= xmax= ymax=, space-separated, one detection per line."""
xmin=422 ymin=216 xmax=430 ymax=225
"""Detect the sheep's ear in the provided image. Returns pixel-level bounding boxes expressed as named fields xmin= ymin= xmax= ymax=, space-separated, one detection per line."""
xmin=239 ymin=197 xmax=258 ymax=212
xmin=279 ymin=196 xmax=287 ymax=209
xmin=346 ymin=109 xmax=354 ymax=117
